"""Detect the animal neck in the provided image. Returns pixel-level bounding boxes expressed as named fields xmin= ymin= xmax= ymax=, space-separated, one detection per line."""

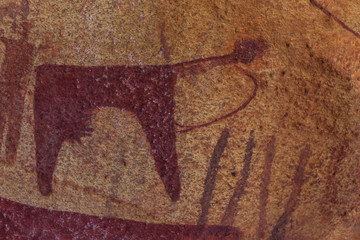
xmin=173 ymin=53 xmax=234 ymax=68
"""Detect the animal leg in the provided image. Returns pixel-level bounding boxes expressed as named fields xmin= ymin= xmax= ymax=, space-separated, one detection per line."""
xmin=137 ymin=103 xmax=180 ymax=202
xmin=34 ymin=83 xmax=65 ymax=196
xmin=34 ymin=118 xmax=64 ymax=196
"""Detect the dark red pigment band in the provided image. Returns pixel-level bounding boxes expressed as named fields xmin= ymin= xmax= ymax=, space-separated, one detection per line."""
xmin=198 ymin=127 xmax=230 ymax=225
xmin=0 ymin=197 xmax=241 ymax=239
xmin=34 ymin=39 xmax=267 ymax=202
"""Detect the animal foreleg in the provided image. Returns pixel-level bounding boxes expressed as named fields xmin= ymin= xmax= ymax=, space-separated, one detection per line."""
xmin=137 ymin=104 xmax=180 ymax=202
xmin=34 ymin=94 xmax=65 ymax=196
xmin=35 ymin=122 xmax=63 ymax=196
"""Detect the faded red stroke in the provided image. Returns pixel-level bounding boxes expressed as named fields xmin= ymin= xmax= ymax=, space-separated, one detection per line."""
xmin=221 ymin=130 xmax=255 ymax=226
xmin=0 ymin=196 xmax=241 ymax=239
xmin=257 ymin=135 xmax=276 ymax=239
xmin=34 ymin=38 xmax=267 ymax=202
xmin=198 ymin=127 xmax=230 ymax=225
xmin=159 ymin=17 xmax=172 ymax=63
xmin=321 ymin=143 xmax=349 ymax=218
xmin=0 ymin=0 xmax=33 ymax=163
xmin=269 ymin=145 xmax=312 ymax=240
xmin=310 ymin=0 xmax=360 ymax=40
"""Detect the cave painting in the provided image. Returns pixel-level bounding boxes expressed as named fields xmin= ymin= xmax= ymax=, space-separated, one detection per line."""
xmin=0 ymin=196 xmax=241 ymax=239
xmin=1 ymin=127 xmax=312 ymax=239
xmin=0 ymin=0 xmax=34 ymax=163
xmin=34 ymin=38 xmax=267 ymax=202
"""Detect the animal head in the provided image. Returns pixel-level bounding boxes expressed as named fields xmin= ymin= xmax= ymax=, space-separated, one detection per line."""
xmin=232 ymin=38 xmax=268 ymax=64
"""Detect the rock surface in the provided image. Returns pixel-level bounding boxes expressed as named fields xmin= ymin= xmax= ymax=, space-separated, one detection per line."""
xmin=0 ymin=0 xmax=359 ymax=239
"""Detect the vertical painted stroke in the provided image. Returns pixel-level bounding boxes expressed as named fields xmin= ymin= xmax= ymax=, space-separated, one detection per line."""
xmin=0 ymin=0 xmax=33 ymax=163
xmin=159 ymin=18 xmax=172 ymax=63
xmin=198 ymin=127 xmax=230 ymax=225
xmin=310 ymin=0 xmax=360 ymax=40
xmin=257 ymin=136 xmax=276 ymax=239
xmin=269 ymin=145 xmax=312 ymax=240
xmin=221 ymin=130 xmax=255 ymax=226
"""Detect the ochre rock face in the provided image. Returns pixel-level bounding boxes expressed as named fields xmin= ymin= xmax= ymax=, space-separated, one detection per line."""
xmin=0 ymin=0 xmax=359 ymax=239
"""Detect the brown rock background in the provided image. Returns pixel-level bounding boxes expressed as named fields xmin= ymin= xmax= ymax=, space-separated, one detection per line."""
xmin=0 ymin=0 xmax=359 ymax=239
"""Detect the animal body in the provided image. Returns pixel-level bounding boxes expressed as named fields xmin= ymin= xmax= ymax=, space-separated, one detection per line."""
xmin=34 ymin=39 xmax=266 ymax=201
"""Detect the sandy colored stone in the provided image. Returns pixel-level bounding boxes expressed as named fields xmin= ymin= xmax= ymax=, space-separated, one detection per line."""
xmin=0 ymin=0 xmax=359 ymax=239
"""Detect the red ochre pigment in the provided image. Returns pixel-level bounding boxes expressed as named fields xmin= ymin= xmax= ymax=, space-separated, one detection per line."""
xmin=0 ymin=0 xmax=34 ymax=164
xmin=0 ymin=197 xmax=241 ymax=239
xmin=34 ymin=39 xmax=267 ymax=202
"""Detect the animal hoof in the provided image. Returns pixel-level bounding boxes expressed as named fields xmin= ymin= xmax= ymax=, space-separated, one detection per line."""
xmin=37 ymin=173 xmax=53 ymax=196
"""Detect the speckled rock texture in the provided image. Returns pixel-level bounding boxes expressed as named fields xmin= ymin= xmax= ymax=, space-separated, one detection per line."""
xmin=0 ymin=0 xmax=359 ymax=239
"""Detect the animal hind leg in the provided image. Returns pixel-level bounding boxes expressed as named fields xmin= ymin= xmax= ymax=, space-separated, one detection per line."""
xmin=34 ymin=109 xmax=93 ymax=195
xmin=34 ymin=119 xmax=64 ymax=196
xmin=136 ymin=104 xmax=180 ymax=202
xmin=34 ymin=86 xmax=65 ymax=196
